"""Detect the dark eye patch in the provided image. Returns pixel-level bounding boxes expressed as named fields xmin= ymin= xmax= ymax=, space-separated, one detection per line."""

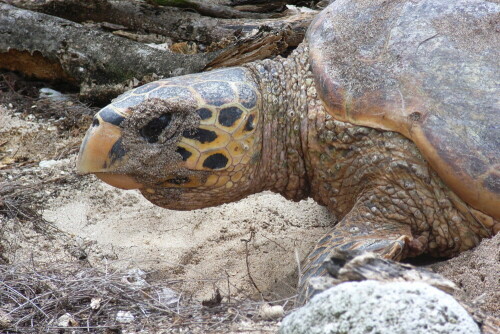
xmin=244 ymin=114 xmax=255 ymax=131
xmin=182 ymin=128 xmax=217 ymax=143
xmin=140 ymin=113 xmax=172 ymax=143
xmin=196 ymin=108 xmax=212 ymax=120
xmin=218 ymin=106 xmax=243 ymax=127
xmin=176 ymin=146 xmax=192 ymax=161
xmin=202 ymin=153 xmax=228 ymax=170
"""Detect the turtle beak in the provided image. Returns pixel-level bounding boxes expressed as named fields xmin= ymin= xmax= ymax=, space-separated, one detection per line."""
xmin=77 ymin=117 xmax=143 ymax=190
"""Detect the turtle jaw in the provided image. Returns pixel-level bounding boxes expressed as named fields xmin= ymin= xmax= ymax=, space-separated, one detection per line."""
xmin=76 ymin=117 xmax=143 ymax=190
xmin=93 ymin=172 xmax=143 ymax=190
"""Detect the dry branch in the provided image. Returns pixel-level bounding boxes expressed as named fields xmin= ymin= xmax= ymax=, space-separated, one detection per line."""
xmin=1 ymin=1 xmax=314 ymax=103
xmin=0 ymin=3 xmax=221 ymax=103
xmin=7 ymin=0 xmax=314 ymax=48
xmin=0 ymin=263 xmax=289 ymax=332
xmin=146 ymin=0 xmax=273 ymax=19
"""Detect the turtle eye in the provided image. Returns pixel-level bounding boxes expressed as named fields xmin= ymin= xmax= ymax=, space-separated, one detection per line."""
xmin=140 ymin=113 xmax=172 ymax=143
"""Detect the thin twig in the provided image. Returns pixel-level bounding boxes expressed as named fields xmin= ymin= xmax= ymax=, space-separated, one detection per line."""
xmin=241 ymin=231 xmax=266 ymax=300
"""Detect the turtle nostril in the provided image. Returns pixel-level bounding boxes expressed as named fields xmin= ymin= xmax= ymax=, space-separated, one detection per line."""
xmin=92 ymin=118 xmax=100 ymax=127
xmin=140 ymin=113 xmax=172 ymax=143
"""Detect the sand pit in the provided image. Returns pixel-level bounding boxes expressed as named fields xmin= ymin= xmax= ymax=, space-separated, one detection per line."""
xmin=42 ymin=173 xmax=333 ymax=302
xmin=1 ymin=99 xmax=498 ymax=332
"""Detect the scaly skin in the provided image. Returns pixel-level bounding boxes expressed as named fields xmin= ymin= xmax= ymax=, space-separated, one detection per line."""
xmin=77 ymin=43 xmax=498 ymax=303
xmin=243 ymin=45 xmax=497 ymax=300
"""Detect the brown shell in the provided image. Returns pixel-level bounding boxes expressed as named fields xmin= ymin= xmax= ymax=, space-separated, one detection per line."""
xmin=308 ymin=0 xmax=500 ymax=219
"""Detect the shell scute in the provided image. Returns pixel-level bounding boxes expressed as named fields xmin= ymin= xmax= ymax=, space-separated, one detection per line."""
xmin=147 ymin=85 xmax=193 ymax=101
xmin=133 ymin=82 xmax=160 ymax=94
xmin=236 ymin=83 xmax=258 ymax=109
xmin=112 ymin=95 xmax=146 ymax=109
xmin=218 ymin=106 xmax=244 ymax=127
xmin=196 ymin=108 xmax=212 ymax=120
xmin=193 ymin=81 xmax=236 ymax=106
xmin=308 ymin=0 xmax=500 ymax=217
xmin=199 ymin=67 xmax=249 ymax=82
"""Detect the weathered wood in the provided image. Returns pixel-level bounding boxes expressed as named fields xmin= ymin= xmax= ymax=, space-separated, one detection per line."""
xmin=207 ymin=27 xmax=290 ymax=69
xmin=145 ymin=0 xmax=273 ymax=19
xmin=0 ymin=1 xmax=314 ymax=103
xmin=0 ymin=3 xmax=219 ymax=103
xmin=7 ymin=0 xmax=314 ymax=47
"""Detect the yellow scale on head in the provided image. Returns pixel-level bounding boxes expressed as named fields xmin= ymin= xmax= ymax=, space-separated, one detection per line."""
xmin=175 ymin=80 xmax=260 ymax=189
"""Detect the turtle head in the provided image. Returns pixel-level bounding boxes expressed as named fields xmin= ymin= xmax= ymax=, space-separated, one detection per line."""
xmin=77 ymin=68 xmax=264 ymax=210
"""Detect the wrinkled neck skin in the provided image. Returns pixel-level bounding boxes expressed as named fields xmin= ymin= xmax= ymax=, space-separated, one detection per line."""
xmin=247 ymin=45 xmax=496 ymax=234
xmin=244 ymin=44 xmax=314 ymax=202
xmin=245 ymin=45 xmax=497 ymax=251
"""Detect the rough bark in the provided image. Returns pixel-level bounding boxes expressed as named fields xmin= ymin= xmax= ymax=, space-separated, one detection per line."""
xmin=0 ymin=3 xmax=223 ymax=103
xmin=7 ymin=0 xmax=315 ymax=47
xmin=1 ymin=1 xmax=314 ymax=102
xmin=144 ymin=0 xmax=276 ymax=19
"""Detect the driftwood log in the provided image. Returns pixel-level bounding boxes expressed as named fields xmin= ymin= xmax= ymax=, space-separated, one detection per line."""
xmin=0 ymin=3 xmax=216 ymax=103
xmin=0 ymin=0 xmax=316 ymax=103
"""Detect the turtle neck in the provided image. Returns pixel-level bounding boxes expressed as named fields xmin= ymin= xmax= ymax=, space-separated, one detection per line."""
xmin=244 ymin=44 xmax=314 ymax=202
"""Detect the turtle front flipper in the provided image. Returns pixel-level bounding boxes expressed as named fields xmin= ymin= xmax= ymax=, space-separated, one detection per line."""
xmin=298 ymin=200 xmax=415 ymax=304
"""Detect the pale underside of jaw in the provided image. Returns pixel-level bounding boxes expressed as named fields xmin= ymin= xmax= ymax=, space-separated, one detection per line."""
xmin=94 ymin=172 xmax=143 ymax=190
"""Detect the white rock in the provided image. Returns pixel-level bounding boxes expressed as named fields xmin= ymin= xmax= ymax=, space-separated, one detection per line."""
xmin=39 ymin=88 xmax=68 ymax=101
xmin=90 ymin=297 xmax=102 ymax=310
xmin=0 ymin=310 xmax=13 ymax=328
xmin=116 ymin=310 xmax=135 ymax=323
xmin=39 ymin=160 xmax=59 ymax=168
xmin=57 ymin=313 xmax=78 ymax=327
xmin=259 ymin=303 xmax=284 ymax=320
xmin=122 ymin=268 xmax=148 ymax=289
xmin=157 ymin=287 xmax=180 ymax=306
xmin=279 ymin=281 xmax=480 ymax=334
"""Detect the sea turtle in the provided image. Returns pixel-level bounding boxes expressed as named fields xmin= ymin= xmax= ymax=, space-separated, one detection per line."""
xmin=77 ymin=0 xmax=499 ymax=302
